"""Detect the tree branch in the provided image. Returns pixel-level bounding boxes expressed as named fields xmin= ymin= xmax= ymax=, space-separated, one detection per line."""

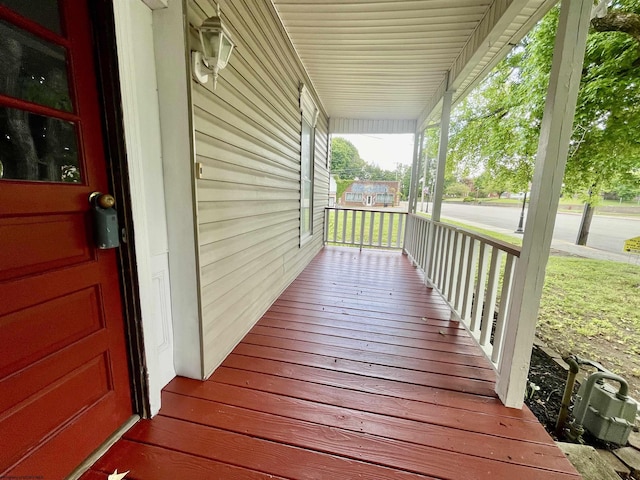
xmin=591 ymin=12 xmax=640 ymax=46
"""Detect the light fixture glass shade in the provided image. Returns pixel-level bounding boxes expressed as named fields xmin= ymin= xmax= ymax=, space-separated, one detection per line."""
xmin=217 ymin=33 xmax=234 ymax=69
xmin=193 ymin=11 xmax=235 ymax=87
xmin=199 ymin=16 xmax=234 ymax=67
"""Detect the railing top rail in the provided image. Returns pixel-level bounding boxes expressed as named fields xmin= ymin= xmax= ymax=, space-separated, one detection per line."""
xmin=325 ymin=206 xmax=408 ymax=215
xmin=408 ymin=213 xmax=521 ymax=258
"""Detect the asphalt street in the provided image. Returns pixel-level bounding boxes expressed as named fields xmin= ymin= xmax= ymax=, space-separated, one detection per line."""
xmin=423 ymin=202 xmax=640 ymax=255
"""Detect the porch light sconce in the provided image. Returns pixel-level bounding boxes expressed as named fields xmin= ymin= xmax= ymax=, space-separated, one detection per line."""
xmin=192 ymin=5 xmax=235 ymax=88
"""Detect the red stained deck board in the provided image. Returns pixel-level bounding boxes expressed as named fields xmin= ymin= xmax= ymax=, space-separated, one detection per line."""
xmin=225 ymin=351 xmax=496 ymax=397
xmin=262 ymin=309 xmax=470 ymax=337
xmin=125 ymin=416 xmax=435 ymax=480
xmin=278 ymin=287 xmax=451 ymax=310
xmin=89 ymin=247 xmax=579 ymax=479
xmin=158 ymin=392 xmax=577 ymax=480
xmin=237 ymin=334 xmax=496 ymax=381
xmin=252 ymin=321 xmax=479 ymax=354
xmin=273 ymin=296 xmax=452 ymax=319
xmin=164 ymin=379 xmax=571 ymax=473
xmin=268 ymin=302 xmax=455 ymax=325
xmin=249 ymin=324 xmax=487 ymax=362
xmin=271 ymin=299 xmax=453 ymax=321
xmin=257 ymin=316 xmax=477 ymax=347
xmin=228 ymin=344 xmax=496 ymax=394
xmin=204 ymin=369 xmax=548 ymax=443
xmin=84 ymin=439 xmax=286 ymax=480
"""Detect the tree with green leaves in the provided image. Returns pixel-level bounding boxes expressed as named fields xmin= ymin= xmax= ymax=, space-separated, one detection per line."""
xmin=330 ymin=137 xmax=366 ymax=179
xmin=448 ymin=0 xmax=640 ymax=244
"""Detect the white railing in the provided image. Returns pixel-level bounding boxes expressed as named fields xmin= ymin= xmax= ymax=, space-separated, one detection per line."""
xmin=404 ymin=214 xmax=521 ymax=370
xmin=324 ymin=207 xmax=407 ymax=250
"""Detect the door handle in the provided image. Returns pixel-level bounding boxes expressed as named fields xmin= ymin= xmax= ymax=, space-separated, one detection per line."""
xmin=89 ymin=192 xmax=120 ymax=249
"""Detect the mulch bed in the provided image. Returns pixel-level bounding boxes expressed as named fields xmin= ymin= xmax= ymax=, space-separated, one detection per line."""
xmin=525 ymin=345 xmax=573 ymax=439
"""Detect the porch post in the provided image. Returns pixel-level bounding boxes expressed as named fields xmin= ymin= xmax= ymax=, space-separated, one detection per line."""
xmin=407 ymin=132 xmax=422 ymax=214
xmin=431 ymin=89 xmax=453 ymax=222
xmin=496 ymin=0 xmax=592 ymax=408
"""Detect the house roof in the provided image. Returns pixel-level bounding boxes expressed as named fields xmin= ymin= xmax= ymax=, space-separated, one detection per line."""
xmin=272 ymin=0 xmax=557 ymax=133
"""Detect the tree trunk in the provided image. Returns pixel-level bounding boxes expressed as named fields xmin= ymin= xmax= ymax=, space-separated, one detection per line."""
xmin=576 ymin=201 xmax=595 ymax=245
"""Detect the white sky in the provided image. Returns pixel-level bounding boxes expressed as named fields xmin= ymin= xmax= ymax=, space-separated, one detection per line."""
xmin=333 ymin=134 xmax=415 ymax=172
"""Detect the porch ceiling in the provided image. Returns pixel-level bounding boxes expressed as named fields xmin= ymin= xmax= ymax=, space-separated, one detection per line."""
xmin=272 ymin=0 xmax=557 ymax=133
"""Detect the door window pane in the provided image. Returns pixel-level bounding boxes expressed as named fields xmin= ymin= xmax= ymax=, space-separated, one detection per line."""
xmin=0 ymin=0 xmax=62 ymax=35
xmin=0 ymin=107 xmax=80 ymax=182
xmin=0 ymin=20 xmax=72 ymax=112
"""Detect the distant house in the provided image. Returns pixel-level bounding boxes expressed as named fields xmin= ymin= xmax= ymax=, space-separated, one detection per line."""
xmin=342 ymin=181 xmax=400 ymax=207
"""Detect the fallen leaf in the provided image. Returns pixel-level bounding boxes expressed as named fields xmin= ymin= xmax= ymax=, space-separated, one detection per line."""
xmin=108 ymin=470 xmax=129 ymax=480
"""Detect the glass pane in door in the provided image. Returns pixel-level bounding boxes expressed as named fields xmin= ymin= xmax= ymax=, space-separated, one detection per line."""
xmin=0 ymin=20 xmax=72 ymax=112
xmin=0 ymin=107 xmax=80 ymax=182
xmin=0 ymin=0 xmax=62 ymax=35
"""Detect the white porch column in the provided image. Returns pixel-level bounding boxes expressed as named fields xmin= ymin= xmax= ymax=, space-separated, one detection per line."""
xmin=407 ymin=132 xmax=422 ymax=214
xmin=431 ymin=90 xmax=454 ymax=222
xmin=496 ymin=0 xmax=592 ymax=408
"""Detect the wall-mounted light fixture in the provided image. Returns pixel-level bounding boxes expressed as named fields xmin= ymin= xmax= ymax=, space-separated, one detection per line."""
xmin=192 ymin=5 xmax=235 ymax=88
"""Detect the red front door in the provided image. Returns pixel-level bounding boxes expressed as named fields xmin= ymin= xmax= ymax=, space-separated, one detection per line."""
xmin=0 ymin=1 xmax=133 ymax=477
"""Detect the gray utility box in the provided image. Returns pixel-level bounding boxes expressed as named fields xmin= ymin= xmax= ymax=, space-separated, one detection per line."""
xmin=575 ymin=380 xmax=638 ymax=445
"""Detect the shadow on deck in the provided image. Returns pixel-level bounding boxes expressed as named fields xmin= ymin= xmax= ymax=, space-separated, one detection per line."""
xmin=83 ymin=247 xmax=579 ymax=479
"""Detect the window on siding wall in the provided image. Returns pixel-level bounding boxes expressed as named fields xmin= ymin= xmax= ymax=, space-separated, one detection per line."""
xmin=299 ymin=84 xmax=318 ymax=244
xmin=301 ymin=118 xmax=314 ymax=238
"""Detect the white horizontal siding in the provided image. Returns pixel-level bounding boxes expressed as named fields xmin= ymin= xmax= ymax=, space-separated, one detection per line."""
xmin=188 ymin=0 xmax=328 ymax=377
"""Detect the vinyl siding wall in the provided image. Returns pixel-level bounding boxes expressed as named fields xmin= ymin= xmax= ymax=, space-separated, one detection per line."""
xmin=187 ymin=0 xmax=329 ymax=377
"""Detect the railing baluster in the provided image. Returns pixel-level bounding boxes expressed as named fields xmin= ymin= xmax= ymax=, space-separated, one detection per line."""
xmin=442 ymin=229 xmax=453 ymax=297
xmin=377 ymin=212 xmax=384 ymax=246
xmin=470 ymin=242 xmax=488 ymax=333
xmin=350 ymin=210 xmax=356 ymax=244
xmin=453 ymin=235 xmax=467 ymax=312
xmin=415 ymin=217 xmax=420 ymax=261
xmin=418 ymin=218 xmax=424 ymax=270
xmin=427 ymin=221 xmax=436 ymax=280
xmin=429 ymin=224 xmax=438 ymax=283
xmin=368 ymin=211 xmax=375 ymax=247
xmin=431 ymin=224 xmax=441 ymax=282
xmin=387 ymin=213 xmax=394 ymax=247
xmin=480 ymin=247 xmax=502 ymax=348
xmin=492 ymin=254 xmax=516 ymax=364
xmin=340 ymin=210 xmax=348 ymax=243
xmin=324 ymin=208 xmax=330 ymax=244
xmin=461 ymin=238 xmax=478 ymax=326
xmin=397 ymin=213 xmax=404 ymax=249
xmin=448 ymin=231 xmax=461 ymax=305
xmin=405 ymin=216 xmax=413 ymax=259
xmin=359 ymin=210 xmax=365 ymax=251
xmin=332 ymin=208 xmax=338 ymax=243
xmin=437 ymin=228 xmax=449 ymax=290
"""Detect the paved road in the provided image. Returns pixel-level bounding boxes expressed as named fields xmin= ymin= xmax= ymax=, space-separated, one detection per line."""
xmin=425 ymin=202 xmax=640 ymax=255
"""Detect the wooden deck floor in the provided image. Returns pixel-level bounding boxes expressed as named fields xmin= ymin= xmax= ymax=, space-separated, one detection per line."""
xmin=83 ymin=247 xmax=580 ymax=480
